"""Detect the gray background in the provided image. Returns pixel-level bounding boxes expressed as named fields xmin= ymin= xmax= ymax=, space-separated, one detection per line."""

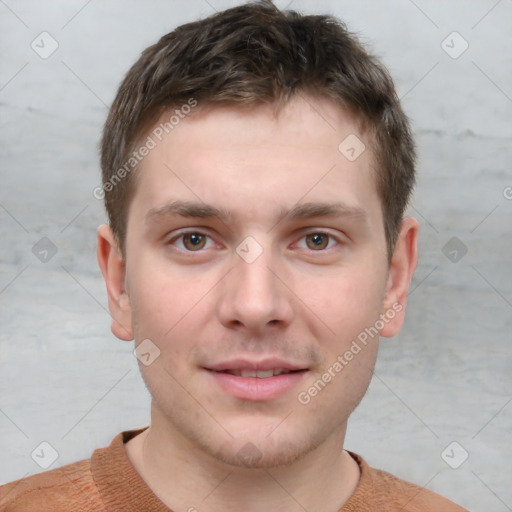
xmin=1 ymin=0 xmax=511 ymax=510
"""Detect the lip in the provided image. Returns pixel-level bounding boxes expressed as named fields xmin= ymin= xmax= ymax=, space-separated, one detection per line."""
xmin=206 ymin=358 xmax=307 ymax=372
xmin=203 ymin=358 xmax=309 ymax=401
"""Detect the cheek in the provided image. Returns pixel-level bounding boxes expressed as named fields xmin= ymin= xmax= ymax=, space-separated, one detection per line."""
xmin=128 ymin=261 xmax=213 ymax=372
xmin=296 ymin=265 xmax=387 ymax=336
xmin=128 ymin=254 xmax=201 ymax=333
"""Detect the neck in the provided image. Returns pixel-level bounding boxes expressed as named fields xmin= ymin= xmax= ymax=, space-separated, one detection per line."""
xmin=125 ymin=407 xmax=360 ymax=512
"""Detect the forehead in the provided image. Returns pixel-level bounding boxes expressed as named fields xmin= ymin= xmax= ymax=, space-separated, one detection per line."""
xmin=129 ymin=95 xmax=380 ymax=227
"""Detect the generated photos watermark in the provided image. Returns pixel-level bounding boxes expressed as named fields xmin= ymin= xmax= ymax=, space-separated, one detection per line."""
xmin=93 ymin=98 xmax=198 ymax=200
xmin=297 ymin=302 xmax=403 ymax=405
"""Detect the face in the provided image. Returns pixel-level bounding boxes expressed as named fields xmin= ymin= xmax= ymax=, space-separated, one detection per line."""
xmin=99 ymin=95 xmax=417 ymax=468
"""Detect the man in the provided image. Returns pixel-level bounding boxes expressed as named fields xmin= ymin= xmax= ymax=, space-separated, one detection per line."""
xmin=0 ymin=1 xmax=468 ymax=510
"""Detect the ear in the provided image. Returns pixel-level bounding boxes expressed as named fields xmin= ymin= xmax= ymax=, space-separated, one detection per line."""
xmin=97 ymin=224 xmax=134 ymax=341
xmin=379 ymin=217 xmax=419 ymax=338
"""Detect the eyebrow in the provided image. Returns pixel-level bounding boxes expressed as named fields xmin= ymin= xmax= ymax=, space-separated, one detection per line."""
xmin=145 ymin=200 xmax=367 ymax=224
xmin=146 ymin=201 xmax=232 ymax=223
xmin=281 ymin=202 xmax=367 ymax=221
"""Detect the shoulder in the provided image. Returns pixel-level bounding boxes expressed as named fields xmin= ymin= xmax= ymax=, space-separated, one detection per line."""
xmin=0 ymin=428 xmax=146 ymax=512
xmin=0 ymin=458 xmax=104 ymax=512
xmin=346 ymin=452 xmax=469 ymax=512
xmin=370 ymin=466 xmax=468 ymax=511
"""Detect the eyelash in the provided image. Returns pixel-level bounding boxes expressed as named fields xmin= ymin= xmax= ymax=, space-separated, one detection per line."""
xmin=167 ymin=230 xmax=341 ymax=253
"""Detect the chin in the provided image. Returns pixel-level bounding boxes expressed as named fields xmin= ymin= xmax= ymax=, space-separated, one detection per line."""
xmin=201 ymin=414 xmax=340 ymax=469
xmin=212 ymin=435 xmax=314 ymax=469
xmin=150 ymin=384 xmax=350 ymax=470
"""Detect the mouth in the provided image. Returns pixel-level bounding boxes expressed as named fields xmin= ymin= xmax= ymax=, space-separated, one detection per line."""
xmin=217 ymin=368 xmax=301 ymax=378
xmin=203 ymin=359 xmax=308 ymax=401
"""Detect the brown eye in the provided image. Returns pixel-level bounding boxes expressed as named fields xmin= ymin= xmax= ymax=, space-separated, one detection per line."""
xmin=182 ymin=233 xmax=206 ymax=251
xmin=305 ymin=233 xmax=329 ymax=250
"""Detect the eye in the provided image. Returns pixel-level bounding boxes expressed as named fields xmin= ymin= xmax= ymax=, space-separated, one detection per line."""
xmin=297 ymin=232 xmax=338 ymax=251
xmin=171 ymin=232 xmax=215 ymax=251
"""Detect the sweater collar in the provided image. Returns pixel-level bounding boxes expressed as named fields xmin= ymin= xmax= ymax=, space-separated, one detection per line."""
xmin=91 ymin=426 xmax=172 ymax=512
xmin=91 ymin=427 xmax=375 ymax=511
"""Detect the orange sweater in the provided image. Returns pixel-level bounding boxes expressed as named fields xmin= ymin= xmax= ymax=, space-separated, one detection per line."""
xmin=1 ymin=427 xmax=467 ymax=512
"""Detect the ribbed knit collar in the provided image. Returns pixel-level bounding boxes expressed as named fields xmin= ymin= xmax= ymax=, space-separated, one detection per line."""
xmin=90 ymin=427 xmax=375 ymax=511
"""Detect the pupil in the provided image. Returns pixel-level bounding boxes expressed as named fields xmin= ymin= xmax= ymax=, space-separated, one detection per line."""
xmin=190 ymin=234 xmax=202 ymax=245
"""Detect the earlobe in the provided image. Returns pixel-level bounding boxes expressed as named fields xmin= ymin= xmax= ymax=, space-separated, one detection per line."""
xmin=380 ymin=217 xmax=419 ymax=338
xmin=97 ymin=224 xmax=134 ymax=341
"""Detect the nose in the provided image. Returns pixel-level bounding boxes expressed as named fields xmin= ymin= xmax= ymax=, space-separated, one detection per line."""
xmin=216 ymin=242 xmax=294 ymax=333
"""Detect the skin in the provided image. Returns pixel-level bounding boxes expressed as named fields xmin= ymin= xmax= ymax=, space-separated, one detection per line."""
xmin=97 ymin=94 xmax=418 ymax=512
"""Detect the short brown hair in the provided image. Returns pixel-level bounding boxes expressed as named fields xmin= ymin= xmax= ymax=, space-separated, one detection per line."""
xmin=100 ymin=0 xmax=415 ymax=259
